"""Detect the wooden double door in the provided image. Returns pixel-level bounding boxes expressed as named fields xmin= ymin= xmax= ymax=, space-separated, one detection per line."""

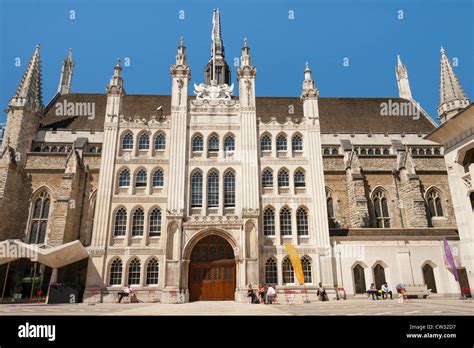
xmin=189 ymin=235 xmax=236 ymax=301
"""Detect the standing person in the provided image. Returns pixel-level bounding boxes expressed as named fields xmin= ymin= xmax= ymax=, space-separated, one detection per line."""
xmin=258 ymin=284 xmax=265 ymax=304
xmin=117 ymin=284 xmax=133 ymax=304
xmin=317 ymin=282 xmax=329 ymax=301
xmin=266 ymin=285 xmax=277 ymax=304
xmin=381 ymin=282 xmax=393 ymax=300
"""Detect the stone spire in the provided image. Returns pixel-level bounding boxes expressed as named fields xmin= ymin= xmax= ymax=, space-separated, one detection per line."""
xmin=396 ymin=55 xmax=412 ymax=100
xmin=9 ymin=44 xmax=43 ymax=111
xmin=175 ymin=36 xmax=187 ymax=66
xmin=437 ymin=47 xmax=470 ymax=123
xmin=301 ymin=62 xmax=319 ymax=100
xmin=106 ymin=58 xmax=125 ymax=95
xmin=57 ymin=48 xmax=74 ymax=95
xmin=204 ymin=8 xmax=231 ymax=85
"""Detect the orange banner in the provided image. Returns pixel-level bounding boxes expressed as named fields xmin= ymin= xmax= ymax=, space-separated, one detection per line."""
xmin=284 ymin=243 xmax=305 ymax=285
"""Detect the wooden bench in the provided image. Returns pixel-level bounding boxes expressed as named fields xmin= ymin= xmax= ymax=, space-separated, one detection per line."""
xmin=403 ymin=284 xmax=431 ymax=299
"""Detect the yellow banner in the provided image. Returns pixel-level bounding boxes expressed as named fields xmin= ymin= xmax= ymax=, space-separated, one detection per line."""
xmin=284 ymin=243 xmax=305 ymax=285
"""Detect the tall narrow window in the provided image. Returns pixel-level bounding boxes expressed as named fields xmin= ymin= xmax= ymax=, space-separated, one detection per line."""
xmin=426 ymin=189 xmax=444 ymax=218
xmin=149 ymin=208 xmax=162 ymax=236
xmin=224 ymin=171 xmax=235 ymax=207
xmin=128 ymin=258 xmax=141 ymax=285
xmin=326 ymin=190 xmax=336 ymax=228
xmin=192 ymin=134 xmax=204 ymax=152
xmin=263 ymin=207 xmax=275 ymax=236
xmin=292 ymin=134 xmax=303 ymax=151
xmin=138 ymin=133 xmax=150 ymax=150
xmin=208 ymin=135 xmax=219 ymax=152
xmin=278 ymin=169 xmax=289 ymax=187
xmin=191 ymin=171 xmax=203 ymax=207
xmin=109 ymin=258 xmax=123 ymax=286
xmin=373 ymin=189 xmax=390 ymax=228
xmin=152 ymin=169 xmax=164 ymax=187
xmin=122 ymin=132 xmax=133 ymax=150
xmin=154 ymin=133 xmax=166 ymax=150
xmin=118 ymin=169 xmax=130 ymax=187
xmin=301 ymin=256 xmax=312 ymax=283
xmin=294 ymin=170 xmax=305 ymax=187
xmin=265 ymin=258 xmax=277 ymax=284
xmin=207 ymin=171 xmax=219 ymax=207
xmin=146 ymin=258 xmax=159 ymax=285
xmin=114 ymin=208 xmax=127 ymax=236
xmin=132 ymin=208 xmax=145 ymax=236
xmin=135 ymin=169 xmax=147 ymax=187
xmin=282 ymin=257 xmax=294 ymax=284
xmin=296 ymin=207 xmax=309 ymax=235
xmin=260 ymin=134 xmax=272 ymax=152
xmin=276 ymin=134 xmax=287 ymax=151
xmin=224 ymin=135 xmax=235 ymax=152
xmin=262 ymin=169 xmax=273 ymax=188
xmin=29 ymin=191 xmax=50 ymax=244
xmin=280 ymin=207 xmax=292 ymax=236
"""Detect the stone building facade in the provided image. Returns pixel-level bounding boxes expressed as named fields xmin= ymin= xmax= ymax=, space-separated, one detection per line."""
xmin=0 ymin=11 xmax=469 ymax=303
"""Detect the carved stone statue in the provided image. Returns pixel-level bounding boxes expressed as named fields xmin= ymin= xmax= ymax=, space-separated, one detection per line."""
xmin=194 ymin=80 xmax=234 ymax=100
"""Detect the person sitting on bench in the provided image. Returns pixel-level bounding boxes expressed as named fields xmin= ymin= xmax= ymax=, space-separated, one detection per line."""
xmin=367 ymin=283 xmax=381 ymax=300
xmin=317 ymin=282 xmax=329 ymax=301
xmin=381 ymin=282 xmax=393 ymax=300
xmin=118 ymin=284 xmax=133 ymax=303
xmin=247 ymin=284 xmax=260 ymax=304
xmin=265 ymin=285 xmax=277 ymax=304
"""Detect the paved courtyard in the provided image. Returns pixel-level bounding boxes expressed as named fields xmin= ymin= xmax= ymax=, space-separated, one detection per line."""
xmin=0 ymin=298 xmax=472 ymax=316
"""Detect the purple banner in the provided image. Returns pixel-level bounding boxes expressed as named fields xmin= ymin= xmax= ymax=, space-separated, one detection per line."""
xmin=443 ymin=238 xmax=459 ymax=282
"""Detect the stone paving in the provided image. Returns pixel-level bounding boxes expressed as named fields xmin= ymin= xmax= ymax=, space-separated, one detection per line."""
xmin=0 ymin=298 xmax=472 ymax=316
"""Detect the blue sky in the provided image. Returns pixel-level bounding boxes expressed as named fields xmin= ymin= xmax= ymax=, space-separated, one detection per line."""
xmin=0 ymin=0 xmax=472 ymax=123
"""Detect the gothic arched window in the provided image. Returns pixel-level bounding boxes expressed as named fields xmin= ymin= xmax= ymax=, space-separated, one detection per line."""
xmin=128 ymin=258 xmax=141 ymax=285
xmin=135 ymin=169 xmax=147 ymax=187
xmin=292 ymin=134 xmax=303 ymax=151
xmin=282 ymin=257 xmax=294 ymax=284
xmin=265 ymin=258 xmax=277 ymax=284
xmin=152 ymin=169 xmax=164 ymax=187
xmin=138 ymin=133 xmax=150 ymax=150
xmin=154 ymin=133 xmax=166 ymax=150
xmin=296 ymin=207 xmax=309 ymax=235
xmin=29 ymin=191 xmax=50 ymax=244
xmin=426 ymin=188 xmax=444 ymax=218
xmin=262 ymin=169 xmax=273 ymax=188
xmin=207 ymin=170 xmax=219 ymax=207
xmin=149 ymin=208 xmax=162 ymax=236
xmin=224 ymin=135 xmax=235 ymax=152
xmin=122 ymin=132 xmax=133 ymax=150
xmin=132 ymin=208 xmax=145 ymax=236
xmin=373 ymin=189 xmax=390 ymax=228
xmin=118 ymin=169 xmax=130 ymax=187
xmin=224 ymin=170 xmax=235 ymax=207
xmin=263 ymin=207 xmax=275 ymax=236
xmin=301 ymin=256 xmax=312 ymax=283
xmin=208 ymin=134 xmax=219 ymax=152
xmin=146 ymin=258 xmax=159 ymax=285
xmin=276 ymin=134 xmax=287 ymax=151
xmin=192 ymin=134 xmax=204 ymax=152
xmin=278 ymin=169 xmax=289 ymax=187
xmin=294 ymin=169 xmax=305 ymax=187
xmin=260 ymin=134 xmax=272 ymax=152
xmin=114 ymin=208 xmax=127 ymax=236
xmin=109 ymin=258 xmax=123 ymax=286
xmin=280 ymin=207 xmax=292 ymax=236
xmin=191 ymin=171 xmax=203 ymax=207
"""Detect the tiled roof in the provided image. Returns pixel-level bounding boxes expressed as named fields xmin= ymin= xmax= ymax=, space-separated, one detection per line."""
xmin=41 ymin=93 xmax=435 ymax=134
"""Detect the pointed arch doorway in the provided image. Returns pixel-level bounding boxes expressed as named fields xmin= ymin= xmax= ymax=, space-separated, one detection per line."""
xmin=188 ymin=235 xmax=236 ymax=301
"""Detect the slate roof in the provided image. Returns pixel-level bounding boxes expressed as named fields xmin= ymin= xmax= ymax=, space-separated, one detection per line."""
xmin=41 ymin=93 xmax=435 ymax=134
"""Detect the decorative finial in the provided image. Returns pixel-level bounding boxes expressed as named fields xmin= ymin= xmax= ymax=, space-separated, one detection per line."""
xmin=440 ymin=46 xmax=445 ymax=54
xmin=115 ymin=58 xmax=121 ymax=66
xmin=244 ymin=37 xmax=248 ymax=47
xmin=305 ymin=61 xmax=310 ymax=71
xmin=35 ymin=43 xmax=41 ymax=50
xmin=180 ymin=36 xmax=184 ymax=46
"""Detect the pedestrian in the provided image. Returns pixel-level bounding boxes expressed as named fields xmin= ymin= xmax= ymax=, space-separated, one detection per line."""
xmin=247 ymin=284 xmax=259 ymax=304
xmin=265 ymin=285 xmax=277 ymax=304
xmin=258 ymin=284 xmax=265 ymax=304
